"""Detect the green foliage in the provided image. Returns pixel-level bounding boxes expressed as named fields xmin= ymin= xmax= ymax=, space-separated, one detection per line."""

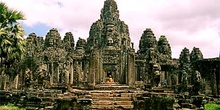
xmin=19 ymin=57 xmax=37 ymax=71
xmin=0 ymin=103 xmax=25 ymax=110
xmin=205 ymin=103 xmax=220 ymax=110
xmin=0 ymin=2 xmax=26 ymax=78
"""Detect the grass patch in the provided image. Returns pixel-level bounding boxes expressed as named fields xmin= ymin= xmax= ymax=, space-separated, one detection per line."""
xmin=205 ymin=103 xmax=220 ymax=110
xmin=0 ymin=103 xmax=25 ymax=110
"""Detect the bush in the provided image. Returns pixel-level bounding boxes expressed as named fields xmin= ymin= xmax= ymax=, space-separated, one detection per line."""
xmin=0 ymin=103 xmax=25 ymax=110
xmin=205 ymin=103 xmax=220 ymax=110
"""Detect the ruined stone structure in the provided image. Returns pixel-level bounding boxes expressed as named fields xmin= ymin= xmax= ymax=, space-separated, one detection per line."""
xmin=135 ymin=29 xmax=174 ymax=87
xmin=1 ymin=0 xmax=220 ymax=109
xmin=20 ymin=0 xmax=219 ymax=94
xmin=24 ymin=0 xmax=135 ymax=87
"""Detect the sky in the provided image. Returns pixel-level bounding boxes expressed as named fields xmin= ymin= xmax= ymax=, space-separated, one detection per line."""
xmin=2 ymin=0 xmax=220 ymax=58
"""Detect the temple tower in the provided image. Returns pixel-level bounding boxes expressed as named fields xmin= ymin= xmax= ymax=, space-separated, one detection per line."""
xmin=86 ymin=0 xmax=135 ymax=86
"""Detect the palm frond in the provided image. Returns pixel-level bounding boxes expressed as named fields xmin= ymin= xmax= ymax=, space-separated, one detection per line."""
xmin=0 ymin=30 xmax=5 ymax=35
xmin=0 ymin=2 xmax=8 ymax=13
xmin=1 ymin=38 xmax=12 ymax=46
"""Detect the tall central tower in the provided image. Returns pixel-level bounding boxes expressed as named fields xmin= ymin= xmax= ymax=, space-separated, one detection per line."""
xmin=86 ymin=0 xmax=135 ymax=86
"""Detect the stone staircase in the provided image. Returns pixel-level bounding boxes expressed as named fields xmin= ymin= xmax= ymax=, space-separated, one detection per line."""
xmin=94 ymin=82 xmax=130 ymax=90
xmin=89 ymin=82 xmax=134 ymax=109
xmin=90 ymin=90 xmax=134 ymax=109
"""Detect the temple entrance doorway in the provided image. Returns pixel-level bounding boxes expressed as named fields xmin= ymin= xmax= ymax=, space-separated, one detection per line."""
xmin=103 ymin=64 xmax=119 ymax=83
xmin=105 ymin=70 xmax=115 ymax=83
xmin=107 ymin=71 xmax=112 ymax=78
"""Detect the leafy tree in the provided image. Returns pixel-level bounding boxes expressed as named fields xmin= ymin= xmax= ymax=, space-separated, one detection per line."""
xmin=0 ymin=2 xmax=26 ymax=89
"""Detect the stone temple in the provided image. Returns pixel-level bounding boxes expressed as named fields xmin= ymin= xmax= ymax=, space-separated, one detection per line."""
xmin=0 ymin=0 xmax=219 ymax=109
xmin=25 ymin=0 xmax=175 ymax=87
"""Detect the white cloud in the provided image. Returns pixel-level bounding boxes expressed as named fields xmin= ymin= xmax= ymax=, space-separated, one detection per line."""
xmin=2 ymin=0 xmax=220 ymax=58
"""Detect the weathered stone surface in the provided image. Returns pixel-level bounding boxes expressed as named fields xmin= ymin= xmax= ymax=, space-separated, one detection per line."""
xmin=190 ymin=47 xmax=203 ymax=70
xmin=158 ymin=35 xmax=172 ymax=61
xmin=190 ymin=47 xmax=203 ymax=62
xmin=63 ymin=32 xmax=75 ymax=51
xmin=179 ymin=47 xmax=191 ymax=70
xmin=20 ymin=1 xmax=217 ymax=97
xmin=2 ymin=0 xmax=218 ymax=109
xmin=75 ymin=37 xmax=86 ymax=55
xmin=85 ymin=0 xmax=135 ymax=86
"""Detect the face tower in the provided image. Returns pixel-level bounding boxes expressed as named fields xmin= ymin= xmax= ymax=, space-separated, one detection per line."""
xmin=86 ymin=0 xmax=135 ymax=85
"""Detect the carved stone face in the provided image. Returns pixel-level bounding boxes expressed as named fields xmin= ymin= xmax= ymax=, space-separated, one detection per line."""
xmin=64 ymin=34 xmax=70 ymax=42
xmin=147 ymin=36 xmax=156 ymax=48
xmin=48 ymin=38 xmax=54 ymax=47
xmin=107 ymin=37 xmax=113 ymax=46
xmin=50 ymin=30 xmax=56 ymax=36
xmin=161 ymin=41 xmax=169 ymax=53
xmin=195 ymin=49 xmax=202 ymax=59
xmin=185 ymin=51 xmax=190 ymax=62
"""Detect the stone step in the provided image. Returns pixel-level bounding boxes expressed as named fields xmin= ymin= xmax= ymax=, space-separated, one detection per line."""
xmin=114 ymin=97 xmax=132 ymax=101
xmin=91 ymin=104 xmax=134 ymax=109
xmin=93 ymin=96 xmax=114 ymax=100
xmin=92 ymin=101 xmax=133 ymax=106
xmin=114 ymin=105 xmax=134 ymax=109
xmin=120 ymin=93 xmax=133 ymax=97
xmin=92 ymin=96 xmax=132 ymax=101
xmin=113 ymin=101 xmax=133 ymax=105
xmin=91 ymin=105 xmax=114 ymax=109
xmin=95 ymin=86 xmax=130 ymax=90
xmin=92 ymin=100 xmax=113 ymax=105
xmin=91 ymin=92 xmax=133 ymax=97
xmin=91 ymin=93 xmax=113 ymax=97
xmin=91 ymin=90 xmax=131 ymax=93
xmin=99 ymin=82 xmax=120 ymax=86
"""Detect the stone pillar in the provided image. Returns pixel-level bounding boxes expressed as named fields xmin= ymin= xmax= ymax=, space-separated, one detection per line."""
xmin=79 ymin=62 xmax=82 ymax=82
xmin=66 ymin=72 xmax=69 ymax=84
xmin=84 ymin=61 xmax=89 ymax=82
xmin=70 ymin=62 xmax=74 ymax=84
xmin=94 ymin=53 xmax=98 ymax=84
xmin=160 ymin=71 xmax=165 ymax=82
xmin=211 ymin=68 xmax=217 ymax=96
xmin=121 ymin=51 xmax=126 ymax=84
xmin=98 ymin=52 xmax=102 ymax=83
xmin=14 ymin=74 xmax=19 ymax=89
xmin=57 ymin=64 xmax=60 ymax=83
xmin=91 ymin=49 xmax=100 ymax=84
xmin=127 ymin=51 xmax=135 ymax=86
xmin=66 ymin=62 xmax=70 ymax=84
xmin=89 ymin=52 xmax=96 ymax=86
xmin=166 ymin=71 xmax=169 ymax=83
xmin=50 ymin=62 xmax=54 ymax=85
xmin=3 ymin=75 xmax=8 ymax=90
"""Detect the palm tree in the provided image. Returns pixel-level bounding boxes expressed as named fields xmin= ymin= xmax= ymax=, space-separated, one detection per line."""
xmin=0 ymin=2 xmax=26 ymax=89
